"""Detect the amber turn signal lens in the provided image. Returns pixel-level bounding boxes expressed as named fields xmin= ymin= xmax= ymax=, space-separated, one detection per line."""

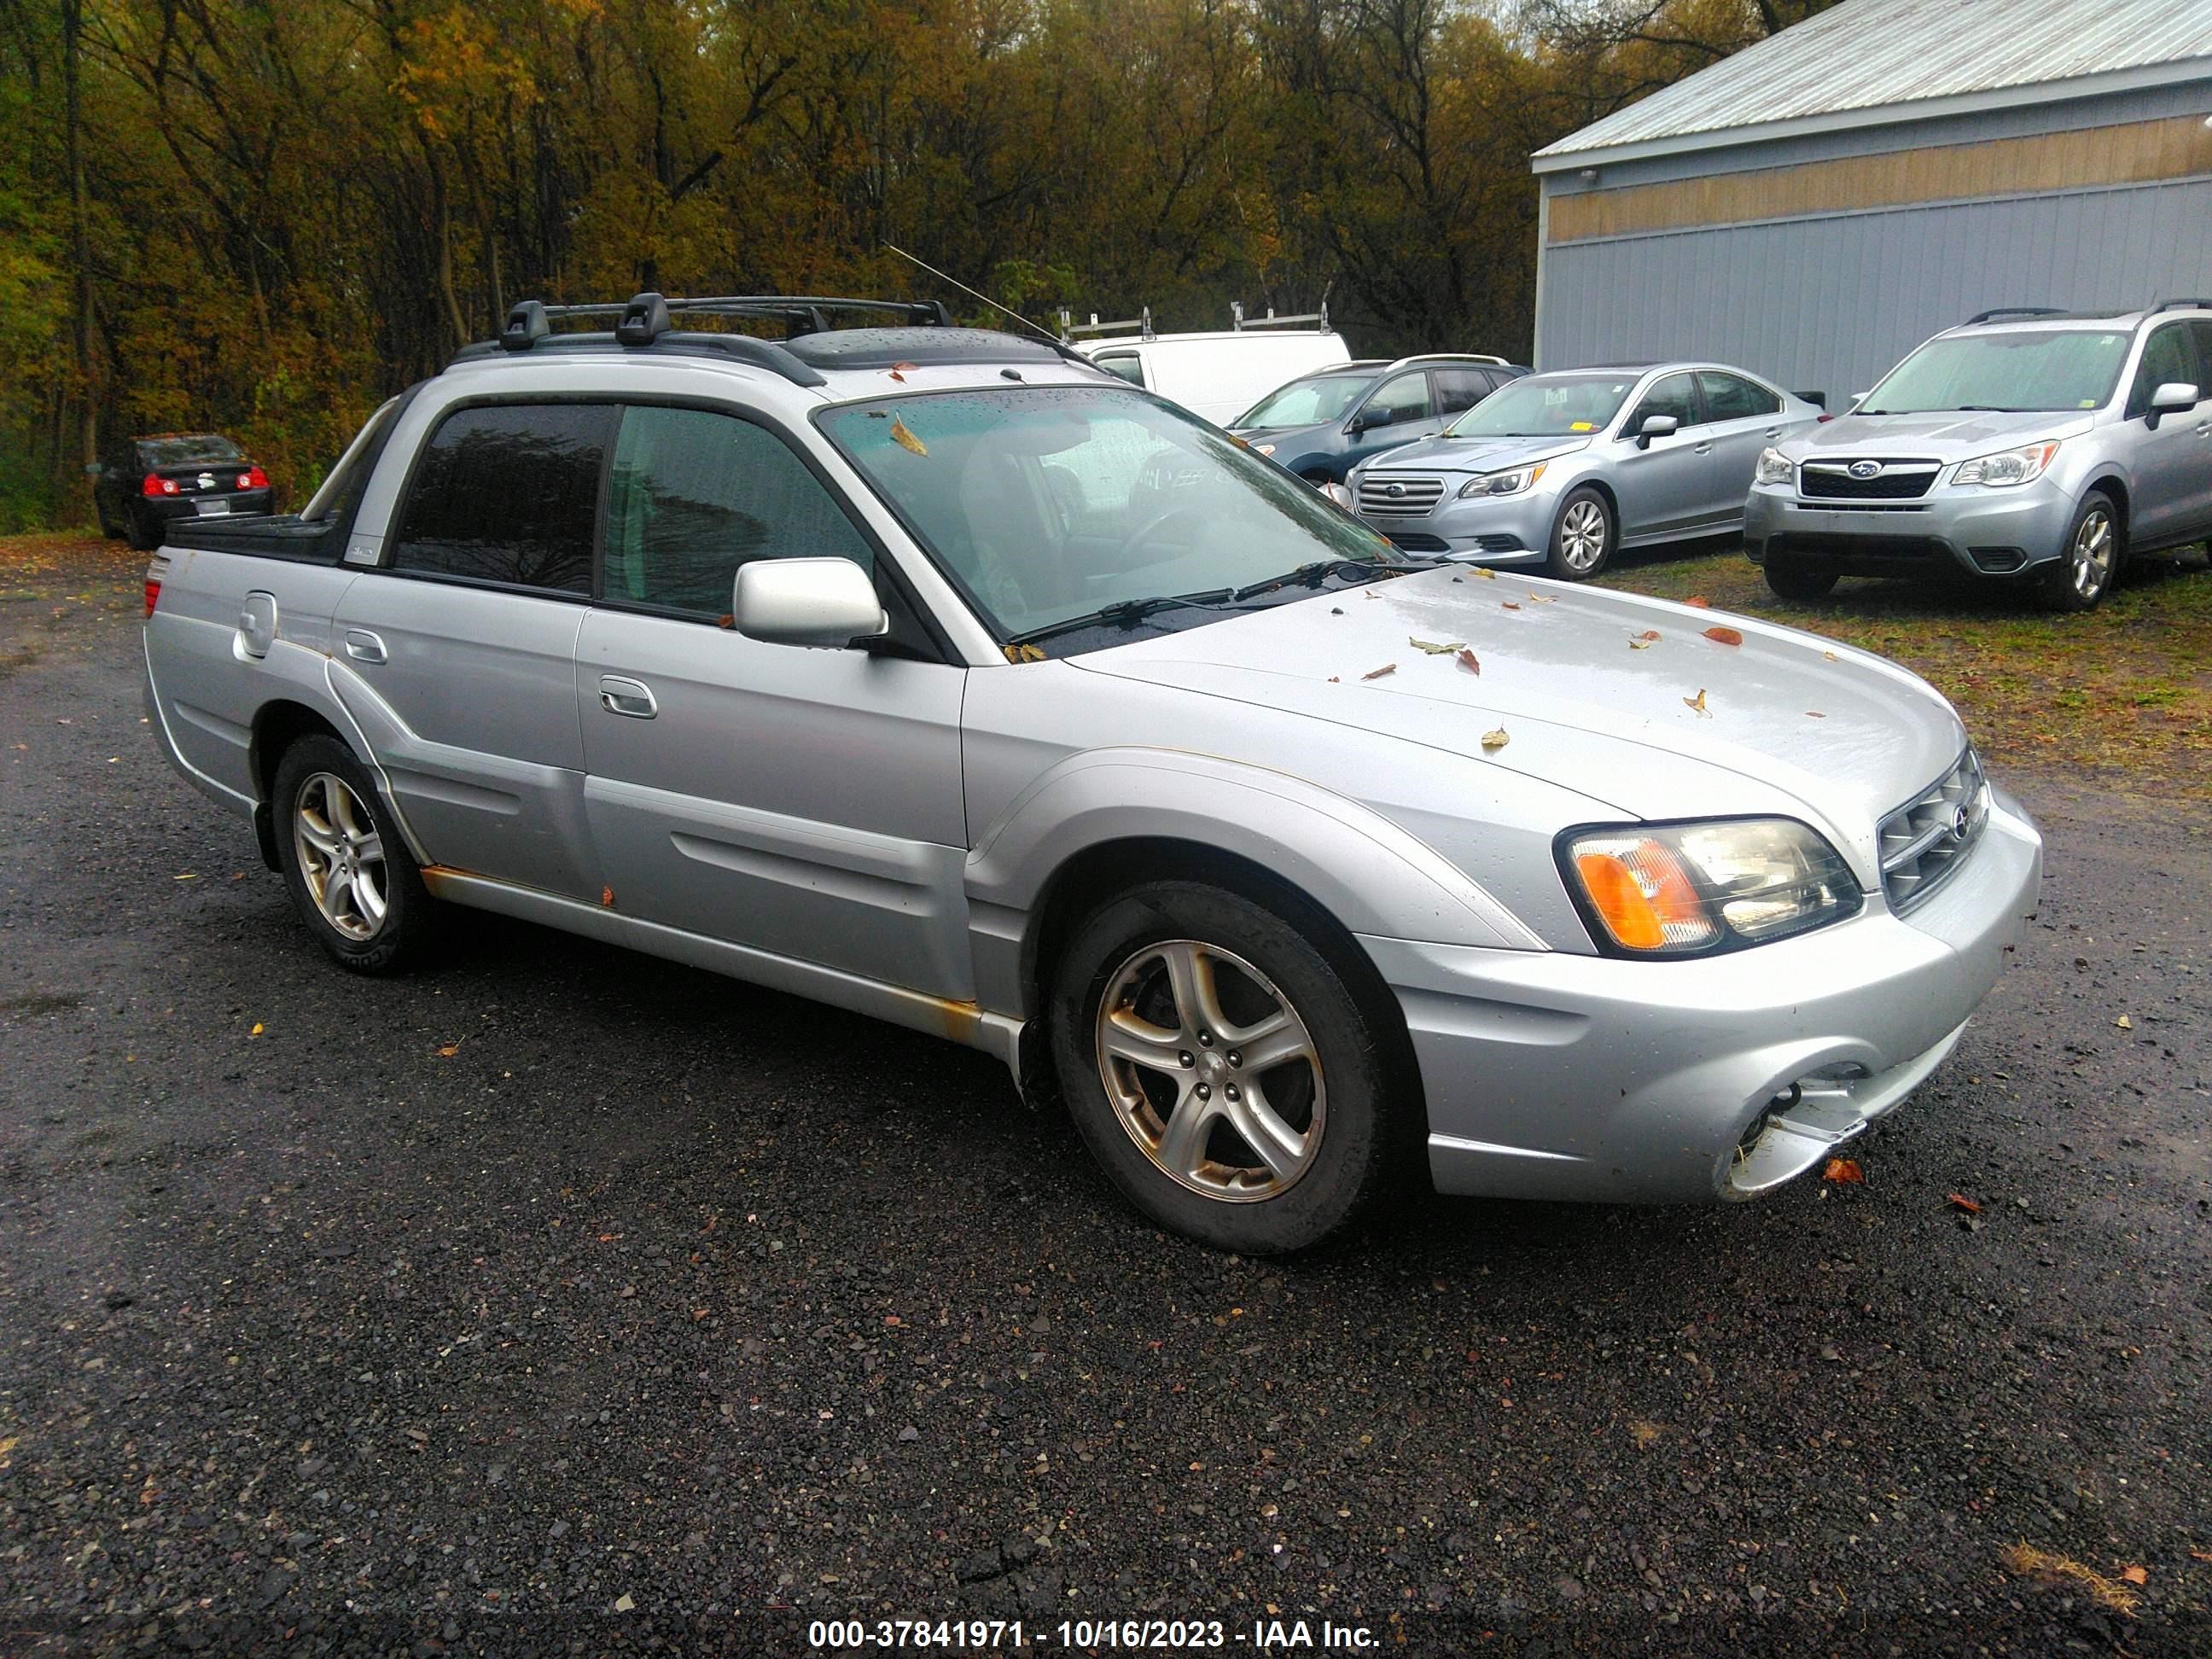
xmin=1572 ymin=839 xmax=1715 ymax=952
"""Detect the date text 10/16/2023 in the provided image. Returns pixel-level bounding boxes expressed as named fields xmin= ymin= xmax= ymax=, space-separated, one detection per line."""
xmin=806 ymin=1618 xmax=1381 ymax=1650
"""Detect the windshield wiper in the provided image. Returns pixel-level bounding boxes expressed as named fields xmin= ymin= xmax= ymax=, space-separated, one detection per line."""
xmin=1955 ymin=405 xmax=2031 ymax=413
xmin=1007 ymin=589 xmax=1242 ymax=647
xmin=1231 ymin=555 xmax=1437 ymax=602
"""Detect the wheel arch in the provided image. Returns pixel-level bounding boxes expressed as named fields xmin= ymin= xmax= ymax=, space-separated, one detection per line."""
xmin=2083 ymin=473 xmax=2130 ymax=558
xmin=247 ymin=700 xmax=353 ymax=870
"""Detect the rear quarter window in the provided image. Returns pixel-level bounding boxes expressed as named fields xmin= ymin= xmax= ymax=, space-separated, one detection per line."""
xmin=389 ymin=404 xmax=614 ymax=594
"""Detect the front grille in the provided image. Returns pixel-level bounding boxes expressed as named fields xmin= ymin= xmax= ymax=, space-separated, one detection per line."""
xmin=1879 ymin=748 xmax=1989 ymax=913
xmin=1384 ymin=531 xmax=1449 ymax=552
xmin=1785 ymin=501 xmax=1928 ymax=514
xmin=1356 ymin=475 xmax=1445 ymax=516
xmin=1768 ymin=533 xmax=1946 ymax=562
xmin=1800 ymin=459 xmax=1940 ymax=500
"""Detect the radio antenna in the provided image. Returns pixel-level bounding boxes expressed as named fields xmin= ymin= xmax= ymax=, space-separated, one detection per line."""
xmin=882 ymin=242 xmax=1062 ymax=342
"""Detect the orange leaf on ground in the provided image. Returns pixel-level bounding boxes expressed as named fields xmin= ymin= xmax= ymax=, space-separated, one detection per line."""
xmin=1947 ymin=1192 xmax=1982 ymax=1214
xmin=1822 ymin=1157 xmax=1865 ymax=1184
xmin=2122 ymin=1566 xmax=2149 ymax=1586
xmin=1703 ymin=625 xmax=1744 ymax=646
xmin=1456 ymin=649 xmax=1480 ymax=674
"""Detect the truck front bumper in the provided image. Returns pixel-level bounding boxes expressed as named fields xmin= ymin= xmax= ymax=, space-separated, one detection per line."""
xmin=1360 ymin=788 xmax=2042 ymax=1204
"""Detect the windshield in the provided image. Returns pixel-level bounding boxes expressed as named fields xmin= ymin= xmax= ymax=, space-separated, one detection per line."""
xmin=139 ymin=434 xmax=242 ymax=467
xmin=1861 ymin=330 xmax=2131 ymax=414
xmin=1233 ymin=373 xmax=1375 ymax=429
xmin=1445 ymin=373 xmax=1637 ymax=437
xmin=820 ymin=386 xmax=1400 ymax=643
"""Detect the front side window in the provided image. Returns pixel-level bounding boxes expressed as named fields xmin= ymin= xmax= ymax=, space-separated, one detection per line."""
xmin=390 ymin=404 xmax=612 ymax=593
xmin=1359 ymin=373 xmax=1431 ymax=428
xmin=1447 ymin=373 xmax=1638 ymax=438
xmin=2126 ymin=324 xmax=2199 ymax=419
xmin=1623 ymin=373 xmax=1700 ymax=435
xmin=818 ymin=386 xmax=1398 ymax=643
xmin=1234 ymin=372 xmax=1374 ymax=428
xmin=1696 ymin=371 xmax=1781 ymax=421
xmin=1862 ymin=330 xmax=2131 ymax=415
xmin=604 ymin=406 xmax=871 ymax=615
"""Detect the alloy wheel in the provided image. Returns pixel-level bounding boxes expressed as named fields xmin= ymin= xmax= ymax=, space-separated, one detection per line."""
xmin=1094 ymin=939 xmax=1326 ymax=1202
xmin=2069 ymin=509 xmax=2113 ymax=600
xmin=1557 ymin=498 xmax=1608 ymax=572
xmin=293 ymin=771 xmax=388 ymax=941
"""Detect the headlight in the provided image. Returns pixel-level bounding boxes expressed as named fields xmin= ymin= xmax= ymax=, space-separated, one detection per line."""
xmin=1953 ymin=440 xmax=2058 ymax=487
xmin=1457 ymin=462 xmax=1546 ymax=498
xmin=1558 ymin=818 xmax=1861 ymax=957
xmin=1755 ymin=446 xmax=1795 ymax=486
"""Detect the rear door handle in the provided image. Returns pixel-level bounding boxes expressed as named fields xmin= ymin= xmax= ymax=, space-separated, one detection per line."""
xmin=598 ymin=675 xmax=657 ymax=719
xmin=341 ymin=629 xmax=387 ymax=665
xmin=1694 ymin=442 xmax=1714 ymax=456
xmin=1764 ymin=428 xmax=1784 ymax=439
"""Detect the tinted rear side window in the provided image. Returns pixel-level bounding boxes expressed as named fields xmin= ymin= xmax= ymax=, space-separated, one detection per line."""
xmin=1434 ymin=368 xmax=1493 ymax=416
xmin=391 ymin=404 xmax=614 ymax=593
xmin=1697 ymin=371 xmax=1781 ymax=420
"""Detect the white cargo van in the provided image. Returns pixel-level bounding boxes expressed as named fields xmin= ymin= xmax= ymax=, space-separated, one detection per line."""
xmin=1064 ymin=304 xmax=1352 ymax=427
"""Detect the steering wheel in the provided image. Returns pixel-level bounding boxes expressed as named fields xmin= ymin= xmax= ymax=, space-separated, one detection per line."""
xmin=1113 ymin=503 xmax=1214 ymax=565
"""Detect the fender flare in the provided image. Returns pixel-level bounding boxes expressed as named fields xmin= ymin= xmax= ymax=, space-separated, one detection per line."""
xmin=965 ymin=748 xmax=1547 ymax=971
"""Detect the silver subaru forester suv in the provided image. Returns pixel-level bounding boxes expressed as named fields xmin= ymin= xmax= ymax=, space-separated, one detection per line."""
xmin=1745 ymin=301 xmax=2212 ymax=610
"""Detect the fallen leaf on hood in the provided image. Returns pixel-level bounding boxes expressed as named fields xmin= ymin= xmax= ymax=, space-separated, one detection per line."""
xmin=1326 ymin=675 xmax=1340 ymax=683
xmin=1480 ymin=727 xmax=1510 ymax=752
xmin=1501 ymin=601 xmax=1521 ymax=611
xmin=1525 ymin=590 xmax=1555 ymax=603
xmin=1703 ymin=625 xmax=1744 ymax=646
xmin=1683 ymin=688 xmax=1709 ymax=716
xmin=1408 ymin=637 xmax=1464 ymax=655
xmin=1684 ymin=596 xmax=1711 ymax=608
xmin=1822 ymin=649 xmax=1839 ymax=661
xmin=2115 ymin=1014 xmax=2133 ymax=1030
xmin=1456 ymin=649 xmax=1480 ymax=674
xmin=1629 ymin=636 xmax=1654 ymax=649
xmin=889 ymin=416 xmax=928 ymax=456
xmin=1633 ymin=629 xmax=1660 ymax=641
xmin=1361 ymin=663 xmax=1397 ymax=680
xmin=1806 ymin=710 xmax=1825 ymax=719
xmin=1821 ymin=1157 xmax=1864 ymax=1185
xmin=1002 ymin=643 xmax=1046 ymax=663
xmin=1947 ymin=1192 xmax=1982 ymax=1214
xmin=1470 ymin=566 xmax=1498 ymax=579
xmin=888 ymin=361 xmax=918 ymax=382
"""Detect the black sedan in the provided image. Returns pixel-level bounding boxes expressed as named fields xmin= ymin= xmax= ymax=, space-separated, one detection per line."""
xmin=93 ymin=434 xmax=273 ymax=550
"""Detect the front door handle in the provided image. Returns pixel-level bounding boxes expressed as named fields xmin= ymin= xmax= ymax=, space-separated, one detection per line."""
xmin=1694 ymin=442 xmax=1714 ymax=456
xmin=1764 ymin=428 xmax=1784 ymax=439
xmin=341 ymin=629 xmax=387 ymax=665
xmin=598 ymin=675 xmax=657 ymax=719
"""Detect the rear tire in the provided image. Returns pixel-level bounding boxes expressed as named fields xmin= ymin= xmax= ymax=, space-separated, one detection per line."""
xmin=1545 ymin=486 xmax=1615 ymax=579
xmin=2039 ymin=491 xmax=2121 ymax=612
xmin=124 ymin=508 xmax=159 ymax=552
xmin=95 ymin=497 xmax=125 ymax=540
xmin=1763 ymin=558 xmax=1838 ymax=602
xmin=1048 ymin=879 xmax=1411 ymax=1254
xmin=272 ymin=735 xmax=438 ymax=973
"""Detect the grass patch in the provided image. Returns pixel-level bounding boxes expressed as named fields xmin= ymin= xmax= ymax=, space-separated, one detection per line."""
xmin=1595 ymin=540 xmax=2212 ymax=800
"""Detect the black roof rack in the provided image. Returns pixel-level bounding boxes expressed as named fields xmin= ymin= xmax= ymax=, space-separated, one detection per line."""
xmin=1963 ymin=306 xmax=2068 ymax=325
xmin=2151 ymin=296 xmax=2212 ymax=313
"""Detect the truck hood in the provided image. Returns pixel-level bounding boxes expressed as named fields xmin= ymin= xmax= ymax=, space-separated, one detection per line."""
xmin=1067 ymin=568 xmax=1964 ymax=847
xmin=1359 ymin=434 xmax=1592 ymax=476
xmin=1802 ymin=408 xmax=2096 ymax=455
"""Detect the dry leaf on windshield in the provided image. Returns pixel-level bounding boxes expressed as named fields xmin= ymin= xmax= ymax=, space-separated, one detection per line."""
xmin=1456 ymin=649 xmax=1480 ymax=675
xmin=1947 ymin=1192 xmax=1982 ymax=1214
xmin=1703 ymin=626 xmax=1744 ymax=647
xmin=1822 ymin=1157 xmax=1864 ymax=1185
xmin=1685 ymin=596 xmax=1711 ymax=608
xmin=1408 ymin=637 xmax=1464 ymax=655
xmin=1480 ymin=727 xmax=1510 ymax=752
xmin=1470 ymin=566 xmax=1498 ymax=579
xmin=1361 ymin=663 xmax=1397 ymax=680
xmin=889 ymin=416 xmax=928 ymax=456
xmin=1002 ymin=643 xmax=1046 ymax=663
xmin=1525 ymin=591 xmax=1555 ymax=603
xmin=1683 ymin=688 xmax=1709 ymax=716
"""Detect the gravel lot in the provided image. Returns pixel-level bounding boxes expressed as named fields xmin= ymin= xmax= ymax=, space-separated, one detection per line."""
xmin=2 ymin=538 xmax=2208 ymax=1656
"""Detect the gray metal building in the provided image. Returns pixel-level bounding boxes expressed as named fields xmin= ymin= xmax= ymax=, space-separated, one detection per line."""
xmin=1529 ymin=0 xmax=2212 ymax=405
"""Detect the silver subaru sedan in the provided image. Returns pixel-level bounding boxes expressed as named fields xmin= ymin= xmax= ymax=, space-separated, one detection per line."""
xmin=1348 ymin=363 xmax=1825 ymax=578
xmin=146 ymin=315 xmax=2037 ymax=1254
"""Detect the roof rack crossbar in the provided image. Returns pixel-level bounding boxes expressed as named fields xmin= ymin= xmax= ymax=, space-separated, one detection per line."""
xmin=1964 ymin=306 xmax=2068 ymax=325
xmin=1058 ymin=306 xmax=1154 ymax=342
xmin=1231 ymin=300 xmax=1330 ymax=333
xmin=2152 ymin=297 xmax=2212 ymax=313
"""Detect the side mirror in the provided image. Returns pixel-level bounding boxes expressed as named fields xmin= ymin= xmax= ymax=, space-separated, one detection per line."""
xmin=2145 ymin=381 xmax=2199 ymax=428
xmin=732 ymin=557 xmax=888 ymax=649
xmin=1635 ymin=413 xmax=1678 ymax=450
xmin=1796 ymin=390 xmax=1827 ymax=410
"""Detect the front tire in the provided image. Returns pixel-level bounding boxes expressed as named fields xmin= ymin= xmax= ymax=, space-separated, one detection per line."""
xmin=2039 ymin=491 xmax=2121 ymax=612
xmin=1763 ymin=558 xmax=1839 ymax=601
xmin=272 ymin=735 xmax=438 ymax=973
xmin=124 ymin=507 xmax=160 ymax=552
xmin=1048 ymin=880 xmax=1410 ymax=1254
xmin=1546 ymin=486 xmax=1615 ymax=579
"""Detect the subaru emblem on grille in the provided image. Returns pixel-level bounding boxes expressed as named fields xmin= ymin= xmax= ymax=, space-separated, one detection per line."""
xmin=1950 ymin=804 xmax=1972 ymax=841
xmin=1847 ymin=460 xmax=1882 ymax=480
xmin=1384 ymin=482 xmax=1405 ymax=498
